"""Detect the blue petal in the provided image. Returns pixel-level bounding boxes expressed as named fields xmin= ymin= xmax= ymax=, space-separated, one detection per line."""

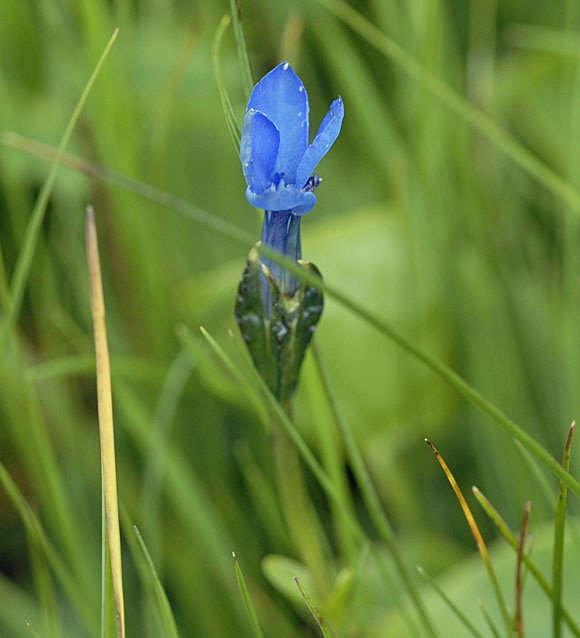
xmin=295 ymin=96 xmax=344 ymax=188
xmin=240 ymin=109 xmax=280 ymax=193
xmin=246 ymin=185 xmax=317 ymax=215
xmin=247 ymin=62 xmax=309 ymax=183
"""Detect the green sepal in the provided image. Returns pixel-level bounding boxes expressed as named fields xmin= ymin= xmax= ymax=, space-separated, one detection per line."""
xmin=235 ymin=242 xmax=324 ymax=403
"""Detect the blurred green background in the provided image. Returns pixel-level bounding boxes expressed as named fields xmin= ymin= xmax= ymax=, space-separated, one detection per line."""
xmin=1 ymin=0 xmax=580 ymax=636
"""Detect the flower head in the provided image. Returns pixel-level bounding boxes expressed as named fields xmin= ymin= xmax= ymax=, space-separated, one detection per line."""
xmin=240 ymin=62 xmax=344 ymax=216
xmin=235 ymin=63 xmax=342 ymax=400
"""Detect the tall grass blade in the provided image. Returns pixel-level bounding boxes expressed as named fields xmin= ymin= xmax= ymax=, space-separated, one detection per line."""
xmin=416 ymin=566 xmax=487 ymax=638
xmin=86 ymin=207 xmax=125 ymax=638
xmin=553 ymin=421 xmax=576 ymax=638
xmin=229 ymin=0 xmax=253 ymax=96
xmin=133 ymin=526 xmax=180 ymax=638
xmin=515 ymin=502 xmax=531 ymax=638
xmin=233 ymin=552 xmax=264 ymax=638
xmin=311 ymin=344 xmax=437 ymax=637
xmin=473 ymin=486 xmax=580 ymax=637
xmin=0 ymin=28 xmax=118 ymax=349
xmin=212 ymin=15 xmax=242 ymax=150
xmin=314 ymin=0 xmax=580 ymax=216
xmin=0 ymin=461 xmax=98 ymax=634
xmin=198 ymin=326 xmax=436 ymax=637
xmin=2 ymin=134 xmax=253 ymax=246
xmin=478 ymin=600 xmax=502 ymax=638
xmin=294 ymin=577 xmax=333 ymax=638
xmin=5 ymin=141 xmax=580 ymax=503
xmin=425 ymin=440 xmax=512 ymax=637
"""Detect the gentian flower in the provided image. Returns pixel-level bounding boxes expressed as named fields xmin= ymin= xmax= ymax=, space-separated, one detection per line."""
xmin=240 ymin=62 xmax=344 ymax=307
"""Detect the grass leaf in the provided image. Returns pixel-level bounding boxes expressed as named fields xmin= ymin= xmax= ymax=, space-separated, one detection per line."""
xmin=553 ymin=422 xmax=576 ymax=638
xmin=233 ymin=552 xmax=264 ymax=638
xmin=86 ymin=208 xmax=125 ymax=638
xmin=133 ymin=526 xmax=180 ymax=638
xmin=0 ymin=28 xmax=118 ymax=348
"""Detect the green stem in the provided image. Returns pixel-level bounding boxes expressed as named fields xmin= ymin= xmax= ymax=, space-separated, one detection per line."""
xmin=312 ymin=344 xmax=439 ymax=638
xmin=272 ymin=401 xmax=331 ymax=598
xmin=553 ymin=422 xmax=576 ymax=638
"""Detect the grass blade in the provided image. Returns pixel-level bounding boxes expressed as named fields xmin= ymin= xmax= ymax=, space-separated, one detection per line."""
xmin=294 ymin=577 xmax=333 ymax=638
xmin=314 ymin=0 xmax=580 ymax=216
xmin=133 ymin=526 xmax=180 ymax=638
xmin=553 ymin=421 xmax=576 ymax=638
xmin=515 ymin=502 xmax=531 ymax=638
xmin=233 ymin=552 xmax=264 ymax=638
xmin=425 ymin=440 xmax=512 ymax=637
xmin=229 ymin=0 xmax=253 ymax=96
xmin=2 ymin=133 xmax=253 ymax=246
xmin=416 ymin=566 xmax=487 ymax=638
xmin=5 ymin=142 xmax=580 ymax=504
xmin=0 ymin=28 xmax=118 ymax=349
xmin=311 ymin=344 xmax=437 ymax=637
xmin=197 ymin=326 xmax=437 ymax=637
xmin=212 ymin=15 xmax=242 ymax=150
xmin=478 ymin=600 xmax=502 ymax=638
xmin=86 ymin=207 xmax=125 ymax=638
xmin=0 ymin=461 xmax=98 ymax=634
xmin=473 ymin=486 xmax=580 ymax=637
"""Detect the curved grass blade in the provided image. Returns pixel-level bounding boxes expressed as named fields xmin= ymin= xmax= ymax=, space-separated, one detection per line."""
xmin=212 ymin=15 xmax=242 ymax=149
xmin=2 ymin=133 xmax=253 ymax=247
xmin=141 ymin=349 xmax=195 ymax=565
xmin=0 ymin=28 xmax=119 ymax=349
xmin=133 ymin=526 xmax=180 ymax=638
xmin=233 ymin=552 xmax=264 ymax=638
xmin=553 ymin=421 xmax=576 ymax=638
xmin=311 ymin=344 xmax=437 ymax=637
xmin=416 ymin=566 xmax=487 ymax=638
xmin=86 ymin=208 xmax=125 ymax=638
xmin=515 ymin=502 xmax=531 ymax=638
xmin=197 ymin=326 xmax=437 ymax=638
xmin=229 ymin=0 xmax=253 ymax=96
xmin=0 ymin=461 xmax=98 ymax=634
xmin=425 ymin=440 xmax=512 ymax=637
xmin=473 ymin=486 xmax=580 ymax=637
xmin=5 ymin=141 xmax=580 ymax=501
xmin=478 ymin=600 xmax=502 ymax=638
xmin=294 ymin=577 xmax=333 ymax=638
xmin=314 ymin=0 xmax=580 ymax=217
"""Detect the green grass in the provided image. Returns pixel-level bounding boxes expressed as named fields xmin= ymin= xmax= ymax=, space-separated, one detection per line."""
xmin=1 ymin=0 xmax=580 ymax=636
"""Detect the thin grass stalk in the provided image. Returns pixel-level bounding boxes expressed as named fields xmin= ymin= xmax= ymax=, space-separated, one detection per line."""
xmin=294 ymin=577 xmax=333 ymax=638
xmin=6 ymin=139 xmax=580 ymax=501
xmin=198 ymin=326 xmax=436 ymax=637
xmin=311 ymin=344 xmax=438 ymax=638
xmin=416 ymin=566 xmax=487 ymax=638
xmin=479 ymin=600 xmax=502 ymax=638
xmin=132 ymin=526 xmax=180 ymax=638
xmin=553 ymin=421 xmax=576 ymax=638
xmin=233 ymin=552 xmax=264 ymax=638
xmin=86 ymin=208 xmax=125 ymax=638
xmin=0 ymin=29 xmax=118 ymax=349
xmin=425 ymin=440 xmax=513 ymax=637
xmin=0 ymin=461 xmax=98 ymax=634
xmin=515 ymin=502 xmax=531 ymax=638
xmin=212 ymin=16 xmax=242 ymax=150
xmin=272 ymin=405 xmax=333 ymax=597
xmin=473 ymin=486 xmax=580 ymax=637
xmin=141 ymin=350 xmax=195 ymax=566
xmin=302 ymin=353 xmax=357 ymax=563
xmin=2 ymin=134 xmax=254 ymax=246
xmin=228 ymin=0 xmax=253 ymax=96
xmin=313 ymin=0 xmax=580 ymax=217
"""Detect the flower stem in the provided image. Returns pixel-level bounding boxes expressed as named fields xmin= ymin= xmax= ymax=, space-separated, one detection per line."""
xmin=272 ymin=401 xmax=331 ymax=598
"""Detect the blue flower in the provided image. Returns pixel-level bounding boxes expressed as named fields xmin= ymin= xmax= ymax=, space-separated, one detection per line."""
xmin=240 ymin=62 xmax=344 ymax=301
